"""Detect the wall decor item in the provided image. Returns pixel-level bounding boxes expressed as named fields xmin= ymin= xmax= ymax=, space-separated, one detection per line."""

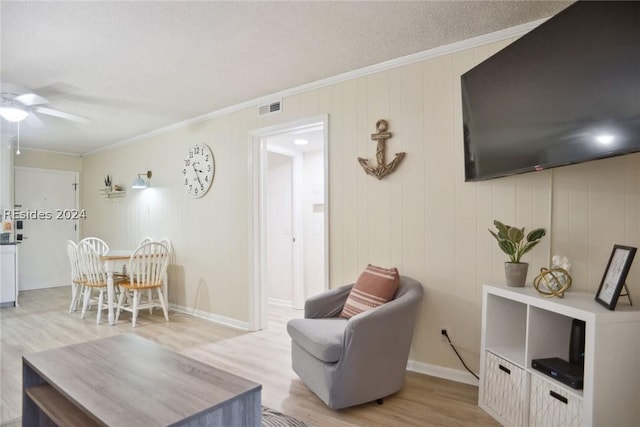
xmin=533 ymin=255 xmax=573 ymax=298
xmin=534 ymin=269 xmax=571 ymax=298
xmin=182 ymin=143 xmax=215 ymax=198
xmin=358 ymin=119 xmax=405 ymax=180
xmin=488 ymin=220 xmax=546 ymax=287
xmin=595 ymin=245 xmax=636 ymax=310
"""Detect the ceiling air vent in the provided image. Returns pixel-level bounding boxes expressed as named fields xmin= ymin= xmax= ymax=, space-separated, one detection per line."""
xmin=257 ymin=100 xmax=282 ymax=117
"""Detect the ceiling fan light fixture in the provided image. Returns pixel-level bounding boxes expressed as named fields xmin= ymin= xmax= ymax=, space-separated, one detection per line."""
xmin=0 ymin=106 xmax=29 ymax=122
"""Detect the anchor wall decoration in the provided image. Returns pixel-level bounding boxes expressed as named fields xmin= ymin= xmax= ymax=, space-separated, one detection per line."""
xmin=358 ymin=119 xmax=405 ymax=180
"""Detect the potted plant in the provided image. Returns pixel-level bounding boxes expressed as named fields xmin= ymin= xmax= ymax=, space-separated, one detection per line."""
xmin=489 ymin=220 xmax=546 ymax=287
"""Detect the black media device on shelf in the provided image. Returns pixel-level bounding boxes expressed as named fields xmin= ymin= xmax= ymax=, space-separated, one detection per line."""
xmin=532 ymin=318 xmax=586 ymax=390
xmin=532 ymin=357 xmax=584 ymax=390
xmin=569 ymin=319 xmax=586 ymax=367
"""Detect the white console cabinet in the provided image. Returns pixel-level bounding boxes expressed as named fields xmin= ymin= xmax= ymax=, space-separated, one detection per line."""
xmin=479 ymin=285 xmax=640 ymax=427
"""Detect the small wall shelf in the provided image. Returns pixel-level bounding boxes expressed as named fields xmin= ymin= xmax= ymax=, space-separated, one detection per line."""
xmin=100 ymin=188 xmax=126 ymax=198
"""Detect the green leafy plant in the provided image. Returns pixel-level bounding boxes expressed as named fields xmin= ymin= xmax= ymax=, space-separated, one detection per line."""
xmin=489 ymin=220 xmax=546 ymax=263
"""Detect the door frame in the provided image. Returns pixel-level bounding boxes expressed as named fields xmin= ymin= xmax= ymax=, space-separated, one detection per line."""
xmin=248 ymin=114 xmax=329 ymax=331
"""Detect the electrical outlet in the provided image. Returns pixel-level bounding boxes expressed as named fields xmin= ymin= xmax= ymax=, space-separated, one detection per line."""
xmin=440 ymin=327 xmax=449 ymax=341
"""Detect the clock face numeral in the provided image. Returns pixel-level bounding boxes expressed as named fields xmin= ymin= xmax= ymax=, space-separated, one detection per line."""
xmin=182 ymin=144 xmax=215 ymax=198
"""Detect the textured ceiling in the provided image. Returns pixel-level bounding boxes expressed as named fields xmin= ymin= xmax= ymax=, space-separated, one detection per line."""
xmin=0 ymin=1 xmax=572 ymax=155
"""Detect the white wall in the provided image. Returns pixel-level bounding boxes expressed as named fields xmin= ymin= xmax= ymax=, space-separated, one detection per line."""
xmin=83 ymin=116 xmax=252 ymax=325
xmin=0 ymin=135 xmax=14 ymax=239
xmin=78 ymin=32 xmax=640 ymax=377
xmin=0 ymin=135 xmax=14 ymax=211
xmin=552 ymin=154 xmax=640 ymax=293
xmin=13 ymin=148 xmax=83 ymax=173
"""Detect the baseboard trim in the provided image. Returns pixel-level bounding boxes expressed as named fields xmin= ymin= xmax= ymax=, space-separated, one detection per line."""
xmin=170 ymin=304 xmax=249 ymax=331
xmin=267 ymin=298 xmax=293 ymax=308
xmin=407 ymin=359 xmax=479 ymax=387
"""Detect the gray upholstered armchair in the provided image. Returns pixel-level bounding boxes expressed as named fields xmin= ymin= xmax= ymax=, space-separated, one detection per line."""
xmin=286 ymin=276 xmax=424 ymax=409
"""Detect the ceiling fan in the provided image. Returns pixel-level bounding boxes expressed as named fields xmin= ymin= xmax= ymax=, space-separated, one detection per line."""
xmin=0 ymin=82 xmax=91 ymax=126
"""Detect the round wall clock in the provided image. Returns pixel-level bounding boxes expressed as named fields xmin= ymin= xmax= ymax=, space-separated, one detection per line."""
xmin=181 ymin=143 xmax=215 ymax=198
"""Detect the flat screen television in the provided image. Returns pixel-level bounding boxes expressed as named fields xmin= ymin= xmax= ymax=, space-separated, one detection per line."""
xmin=462 ymin=1 xmax=640 ymax=182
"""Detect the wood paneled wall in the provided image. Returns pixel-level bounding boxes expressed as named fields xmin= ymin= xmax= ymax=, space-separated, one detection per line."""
xmin=552 ymin=154 xmax=640 ymax=295
xmin=76 ymin=35 xmax=640 ymax=377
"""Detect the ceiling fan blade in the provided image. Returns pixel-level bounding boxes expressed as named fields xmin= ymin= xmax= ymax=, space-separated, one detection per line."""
xmin=34 ymin=106 xmax=91 ymax=124
xmin=15 ymin=93 xmax=49 ymax=106
xmin=25 ymin=113 xmax=46 ymax=129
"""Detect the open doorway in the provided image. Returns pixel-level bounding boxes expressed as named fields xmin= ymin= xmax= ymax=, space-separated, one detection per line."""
xmin=249 ymin=115 xmax=329 ymax=331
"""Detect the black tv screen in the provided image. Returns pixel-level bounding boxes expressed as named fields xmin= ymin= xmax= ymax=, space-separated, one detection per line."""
xmin=462 ymin=1 xmax=640 ymax=182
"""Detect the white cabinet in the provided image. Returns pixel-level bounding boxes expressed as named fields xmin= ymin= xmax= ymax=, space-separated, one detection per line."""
xmin=479 ymin=285 xmax=640 ymax=427
xmin=529 ymin=373 xmax=583 ymax=427
xmin=483 ymin=351 xmax=526 ymax=426
xmin=1 ymin=244 xmax=17 ymax=306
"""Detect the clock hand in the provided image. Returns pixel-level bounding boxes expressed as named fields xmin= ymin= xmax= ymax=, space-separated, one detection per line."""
xmin=192 ymin=161 xmax=205 ymax=173
xmin=192 ymin=164 xmax=204 ymax=188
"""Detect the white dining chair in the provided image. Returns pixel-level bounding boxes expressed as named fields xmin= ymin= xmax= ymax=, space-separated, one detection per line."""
xmin=80 ymin=236 xmax=126 ymax=297
xmin=66 ymin=240 xmax=86 ymax=313
xmin=158 ymin=238 xmax=172 ymax=254
xmin=79 ymin=236 xmax=109 ymax=255
xmin=139 ymin=238 xmax=171 ymax=312
xmin=138 ymin=236 xmax=154 ymax=246
xmin=77 ymin=240 xmax=110 ymax=324
xmin=113 ymin=237 xmax=153 ymax=281
xmin=153 ymin=239 xmax=172 ymax=309
xmin=116 ymin=242 xmax=170 ymax=327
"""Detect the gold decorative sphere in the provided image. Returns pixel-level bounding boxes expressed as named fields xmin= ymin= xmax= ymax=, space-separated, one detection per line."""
xmin=533 ymin=267 xmax=572 ymax=298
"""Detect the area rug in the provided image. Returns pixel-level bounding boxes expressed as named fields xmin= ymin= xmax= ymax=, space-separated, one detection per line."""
xmin=262 ymin=406 xmax=312 ymax=427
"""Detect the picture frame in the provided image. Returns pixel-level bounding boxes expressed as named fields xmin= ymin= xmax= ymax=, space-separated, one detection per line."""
xmin=595 ymin=245 xmax=637 ymax=310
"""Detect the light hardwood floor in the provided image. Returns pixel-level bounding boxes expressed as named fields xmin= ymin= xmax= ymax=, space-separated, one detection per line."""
xmin=0 ymin=286 xmax=499 ymax=426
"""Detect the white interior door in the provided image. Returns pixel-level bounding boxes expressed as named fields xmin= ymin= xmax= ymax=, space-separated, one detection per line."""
xmin=266 ymin=152 xmax=294 ymax=305
xmin=14 ymin=168 xmax=78 ymax=290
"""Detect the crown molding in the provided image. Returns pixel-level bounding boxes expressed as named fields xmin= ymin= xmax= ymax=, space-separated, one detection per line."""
xmin=15 ymin=145 xmax=82 ymax=157
xmin=84 ymin=17 xmax=547 ymax=156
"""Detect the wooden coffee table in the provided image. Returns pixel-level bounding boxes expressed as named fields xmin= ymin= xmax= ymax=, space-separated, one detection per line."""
xmin=22 ymin=334 xmax=261 ymax=426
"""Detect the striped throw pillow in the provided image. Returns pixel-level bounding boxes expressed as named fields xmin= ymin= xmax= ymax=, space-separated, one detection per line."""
xmin=340 ymin=265 xmax=400 ymax=319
